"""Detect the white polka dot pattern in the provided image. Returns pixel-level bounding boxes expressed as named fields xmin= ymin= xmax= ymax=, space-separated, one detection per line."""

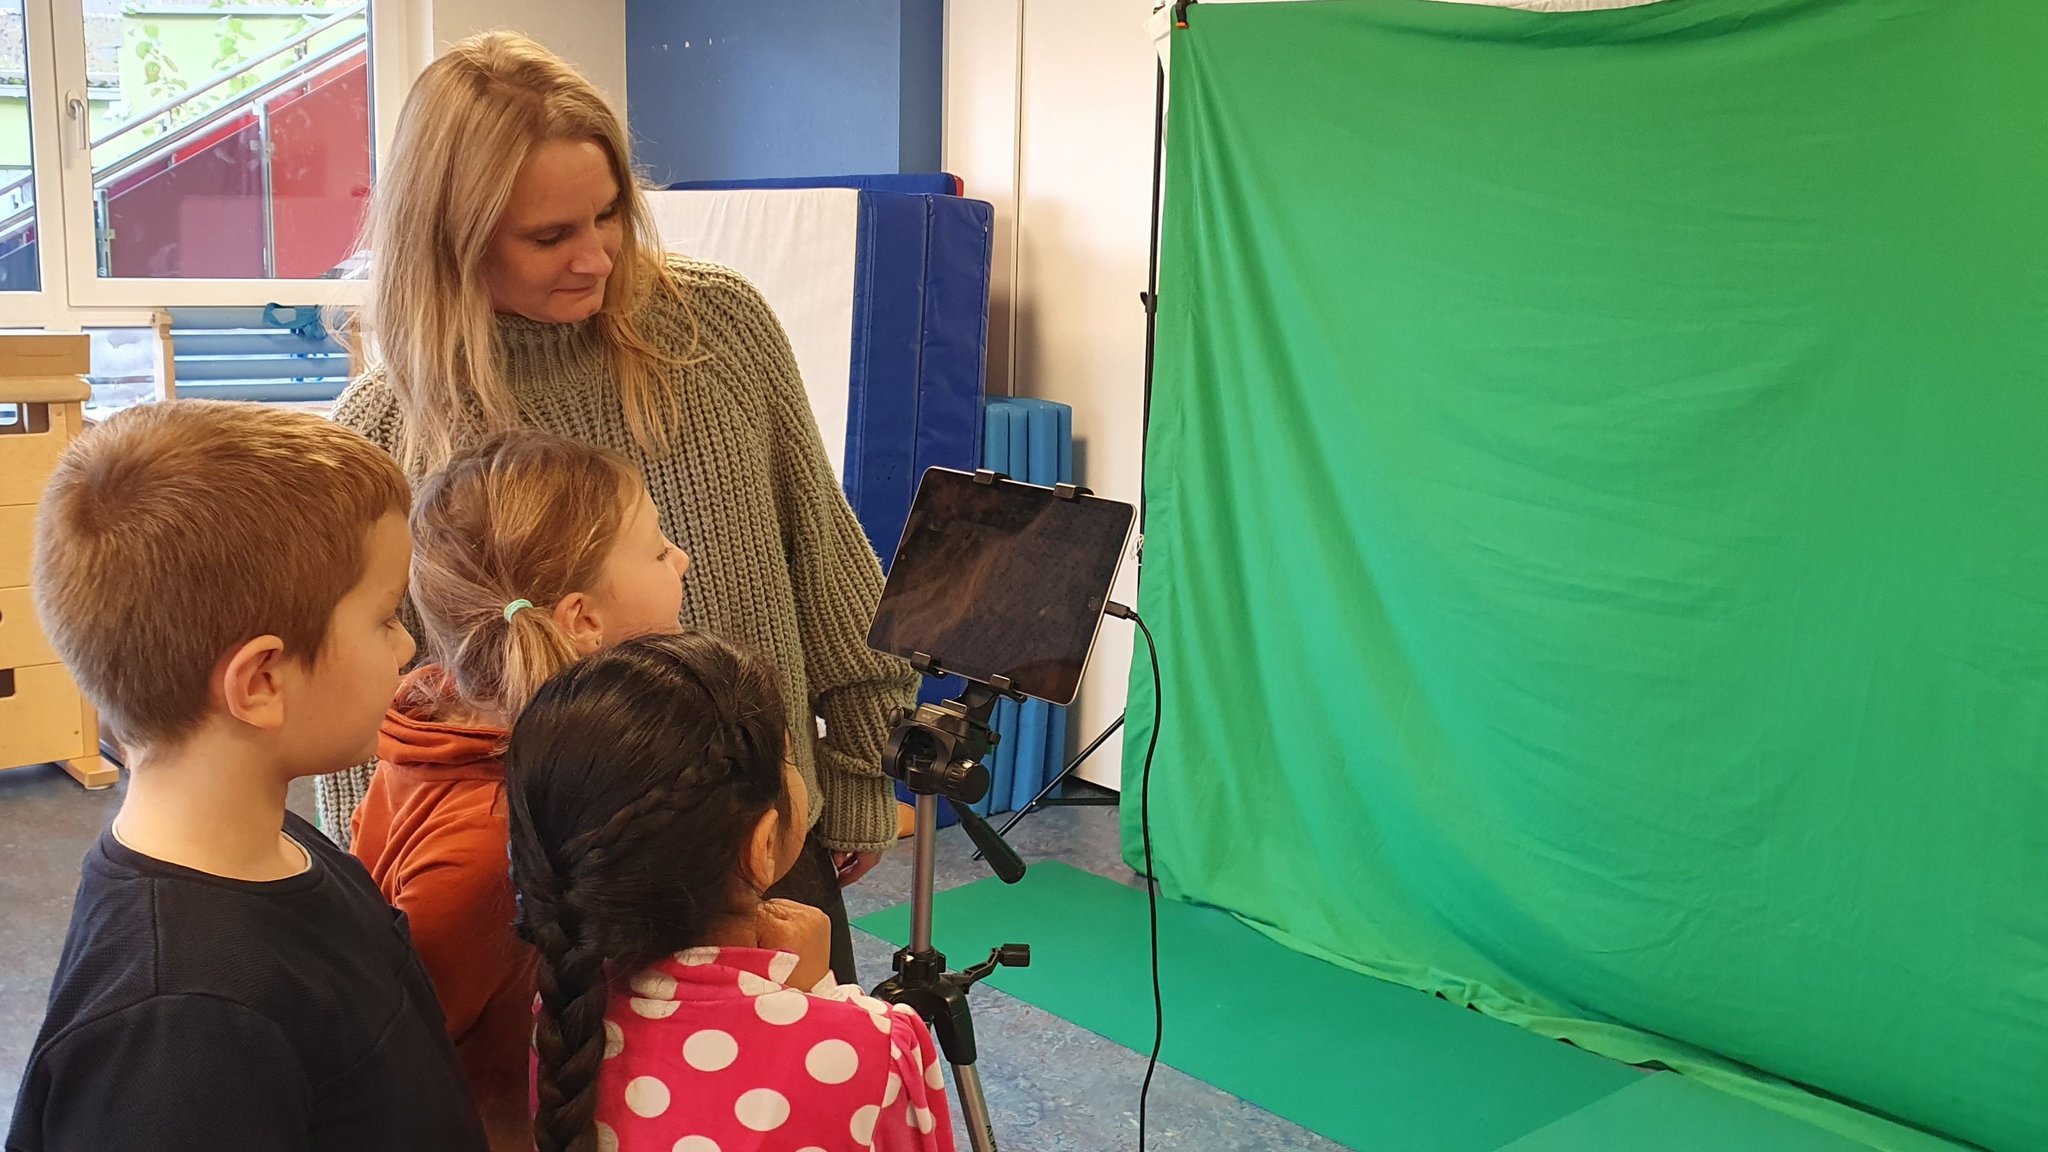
xmin=683 ymin=1029 xmax=738 ymax=1073
xmin=590 ymin=948 xmax=955 ymax=1150
xmin=806 ymin=1039 xmax=860 ymax=1085
xmin=850 ymin=1104 xmax=881 ymax=1146
xmin=632 ymin=970 xmax=678 ymax=999
xmin=755 ymin=989 xmax=809 ymax=1025
xmin=625 ymin=1075 xmax=671 ymax=1118
xmin=630 ymin=998 xmax=680 ymax=1020
xmin=735 ymin=1088 xmax=791 ymax=1132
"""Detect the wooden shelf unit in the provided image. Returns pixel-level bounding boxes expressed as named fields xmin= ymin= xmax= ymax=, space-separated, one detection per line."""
xmin=1 ymin=335 xmax=115 ymax=790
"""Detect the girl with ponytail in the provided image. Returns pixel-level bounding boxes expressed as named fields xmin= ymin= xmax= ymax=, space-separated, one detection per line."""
xmin=349 ymin=429 xmax=690 ymax=1151
xmin=508 ymin=633 xmax=954 ymax=1152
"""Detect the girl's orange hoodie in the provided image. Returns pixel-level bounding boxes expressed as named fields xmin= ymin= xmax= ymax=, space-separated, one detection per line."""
xmin=351 ymin=667 xmax=534 ymax=1152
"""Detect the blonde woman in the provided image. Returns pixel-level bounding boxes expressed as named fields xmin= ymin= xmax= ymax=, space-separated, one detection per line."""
xmin=318 ymin=31 xmax=916 ymax=982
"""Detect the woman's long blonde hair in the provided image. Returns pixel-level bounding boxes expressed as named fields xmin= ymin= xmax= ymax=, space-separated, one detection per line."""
xmin=362 ymin=31 xmax=696 ymax=473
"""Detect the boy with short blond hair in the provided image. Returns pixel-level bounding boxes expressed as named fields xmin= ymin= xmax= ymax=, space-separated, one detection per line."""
xmin=6 ymin=401 xmax=486 ymax=1152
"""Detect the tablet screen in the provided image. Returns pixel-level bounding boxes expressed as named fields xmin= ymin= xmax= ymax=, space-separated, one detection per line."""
xmin=868 ymin=468 xmax=1135 ymax=706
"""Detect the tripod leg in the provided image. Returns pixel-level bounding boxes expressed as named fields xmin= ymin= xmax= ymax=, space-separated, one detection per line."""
xmin=951 ymin=1061 xmax=1000 ymax=1152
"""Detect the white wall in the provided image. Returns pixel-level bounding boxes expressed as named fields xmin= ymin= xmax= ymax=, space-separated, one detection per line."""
xmin=945 ymin=0 xmax=1161 ymax=788
xmin=941 ymin=2 xmax=1024 ymax=396
xmin=410 ymin=0 xmax=630 ymax=113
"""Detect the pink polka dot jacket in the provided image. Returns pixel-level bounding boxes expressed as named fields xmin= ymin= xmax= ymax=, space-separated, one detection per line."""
xmin=589 ymin=947 xmax=956 ymax=1151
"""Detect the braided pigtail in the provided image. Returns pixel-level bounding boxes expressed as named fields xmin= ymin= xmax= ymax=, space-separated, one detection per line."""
xmin=517 ymin=869 xmax=611 ymax=1152
xmin=507 ymin=631 xmax=790 ymax=1152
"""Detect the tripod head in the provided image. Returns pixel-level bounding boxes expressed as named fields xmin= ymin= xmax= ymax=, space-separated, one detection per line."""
xmin=884 ymin=674 xmax=1027 ymax=883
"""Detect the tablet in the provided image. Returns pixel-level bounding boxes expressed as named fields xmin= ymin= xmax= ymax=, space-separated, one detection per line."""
xmin=868 ymin=468 xmax=1135 ymax=706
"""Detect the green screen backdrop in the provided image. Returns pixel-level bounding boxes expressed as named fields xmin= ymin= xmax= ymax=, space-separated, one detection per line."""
xmin=1121 ymin=2 xmax=2048 ymax=1150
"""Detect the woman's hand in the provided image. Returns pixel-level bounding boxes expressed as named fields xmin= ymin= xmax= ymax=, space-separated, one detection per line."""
xmin=754 ymin=898 xmax=833 ymax=991
xmin=833 ymin=850 xmax=883 ymax=888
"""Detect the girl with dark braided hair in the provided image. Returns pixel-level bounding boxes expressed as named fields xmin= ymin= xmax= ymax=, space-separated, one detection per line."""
xmin=508 ymin=633 xmax=956 ymax=1152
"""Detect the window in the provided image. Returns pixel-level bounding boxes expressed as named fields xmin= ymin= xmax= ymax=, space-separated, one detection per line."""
xmin=1 ymin=0 xmax=46 ymax=294
xmin=83 ymin=326 xmax=161 ymax=418
xmin=0 ymin=0 xmax=407 ymax=324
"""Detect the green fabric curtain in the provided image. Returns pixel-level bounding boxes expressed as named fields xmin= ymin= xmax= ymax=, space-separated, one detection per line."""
xmin=1121 ymin=3 xmax=2048 ymax=1150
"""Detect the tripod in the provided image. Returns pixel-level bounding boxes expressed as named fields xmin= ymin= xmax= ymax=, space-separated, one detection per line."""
xmin=872 ymin=679 xmax=1033 ymax=1152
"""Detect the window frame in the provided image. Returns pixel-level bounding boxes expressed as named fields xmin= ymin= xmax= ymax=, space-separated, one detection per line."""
xmin=0 ymin=0 xmax=413 ymax=327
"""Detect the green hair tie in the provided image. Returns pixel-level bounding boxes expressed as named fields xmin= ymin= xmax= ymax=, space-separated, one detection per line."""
xmin=502 ymin=599 xmax=534 ymax=623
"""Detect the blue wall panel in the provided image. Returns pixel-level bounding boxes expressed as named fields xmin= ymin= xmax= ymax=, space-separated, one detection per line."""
xmin=627 ymin=0 xmax=942 ymax=184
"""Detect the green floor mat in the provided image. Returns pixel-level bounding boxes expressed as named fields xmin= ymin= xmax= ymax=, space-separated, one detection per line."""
xmin=1500 ymin=1073 xmax=1877 ymax=1152
xmin=855 ymin=862 xmax=1641 ymax=1151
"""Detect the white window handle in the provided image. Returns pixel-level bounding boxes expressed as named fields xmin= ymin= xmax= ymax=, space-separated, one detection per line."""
xmin=66 ymin=91 xmax=88 ymax=152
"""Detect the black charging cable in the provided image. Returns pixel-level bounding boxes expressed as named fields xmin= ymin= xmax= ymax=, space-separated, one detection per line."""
xmin=1105 ymin=601 xmax=1165 ymax=1150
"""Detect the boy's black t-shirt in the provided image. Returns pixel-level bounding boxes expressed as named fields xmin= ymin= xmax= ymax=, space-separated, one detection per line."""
xmin=5 ymin=812 xmax=488 ymax=1152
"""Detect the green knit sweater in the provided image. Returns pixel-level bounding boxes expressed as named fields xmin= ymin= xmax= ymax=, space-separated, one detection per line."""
xmin=314 ymin=256 xmax=917 ymax=853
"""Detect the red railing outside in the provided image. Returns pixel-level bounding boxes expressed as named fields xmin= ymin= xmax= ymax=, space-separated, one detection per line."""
xmin=269 ymin=58 xmax=370 ymax=278
xmin=99 ymin=56 xmax=367 ymax=278
xmin=1 ymin=5 xmax=369 ymax=283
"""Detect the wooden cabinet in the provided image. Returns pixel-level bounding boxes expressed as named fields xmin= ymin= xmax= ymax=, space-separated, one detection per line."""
xmin=1 ymin=335 xmax=115 ymax=789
